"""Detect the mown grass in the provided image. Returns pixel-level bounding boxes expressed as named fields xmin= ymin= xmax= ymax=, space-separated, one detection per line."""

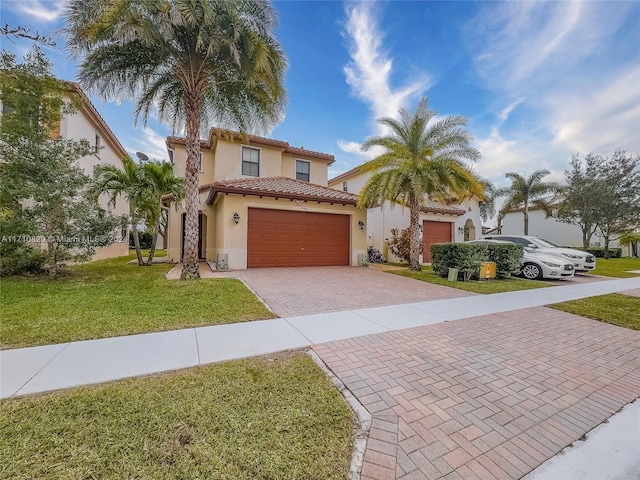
xmin=0 ymin=352 xmax=354 ymax=479
xmin=588 ymin=257 xmax=640 ymax=278
xmin=1 ymin=253 xmax=275 ymax=349
xmin=549 ymin=294 xmax=640 ymax=330
xmin=390 ymin=265 xmax=551 ymax=294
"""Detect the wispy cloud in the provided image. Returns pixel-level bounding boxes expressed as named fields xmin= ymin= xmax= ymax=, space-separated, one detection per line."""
xmin=4 ymin=0 xmax=64 ymax=23
xmin=548 ymin=65 xmax=640 ymax=155
xmin=337 ymin=1 xmax=433 ymax=160
xmin=124 ymin=127 xmax=170 ymax=163
xmin=467 ymin=0 xmax=640 ymax=186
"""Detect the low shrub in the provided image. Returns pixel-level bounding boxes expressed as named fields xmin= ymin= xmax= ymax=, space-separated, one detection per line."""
xmin=431 ymin=243 xmax=488 ymax=281
xmin=130 ymin=231 xmax=153 ymax=249
xmin=431 ymin=242 xmax=523 ymax=280
xmin=0 ymin=242 xmax=47 ymax=276
xmin=583 ymin=247 xmax=622 ymax=259
xmin=485 ymin=243 xmax=524 ymax=278
xmin=388 ymin=227 xmax=422 ymax=263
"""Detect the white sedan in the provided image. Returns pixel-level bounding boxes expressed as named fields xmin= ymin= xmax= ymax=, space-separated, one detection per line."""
xmin=468 ymin=240 xmax=575 ymax=280
xmin=482 ymin=235 xmax=596 ymax=272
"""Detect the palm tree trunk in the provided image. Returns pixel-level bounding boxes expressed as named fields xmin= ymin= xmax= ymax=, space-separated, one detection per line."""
xmin=409 ymin=192 xmax=422 ymax=272
xmin=523 ymin=205 xmax=529 ymax=235
xmin=146 ymin=203 xmax=162 ymax=265
xmin=181 ymin=90 xmax=203 ymax=280
xmin=130 ymin=218 xmax=144 ymax=266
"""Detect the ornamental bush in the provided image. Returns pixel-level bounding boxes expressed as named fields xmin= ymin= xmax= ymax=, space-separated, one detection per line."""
xmin=484 ymin=243 xmax=523 ymax=278
xmin=431 ymin=242 xmax=523 ymax=280
xmin=583 ymin=247 xmax=622 ymax=258
xmin=388 ymin=227 xmax=422 ymax=263
xmin=431 ymin=243 xmax=487 ymax=281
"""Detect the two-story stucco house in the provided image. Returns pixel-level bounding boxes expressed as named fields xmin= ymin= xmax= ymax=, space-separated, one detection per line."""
xmin=328 ymin=166 xmax=483 ymax=263
xmin=64 ymin=83 xmax=130 ymax=260
xmin=1 ymin=82 xmax=130 ymax=260
xmin=500 ymin=197 xmax=629 ymax=255
xmin=164 ymin=129 xmax=367 ymax=269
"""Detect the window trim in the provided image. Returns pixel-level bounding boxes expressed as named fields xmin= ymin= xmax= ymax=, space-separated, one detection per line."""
xmin=295 ymin=159 xmax=311 ymax=182
xmin=241 ymin=145 xmax=261 ymax=177
xmin=94 ymin=133 xmax=101 ymax=157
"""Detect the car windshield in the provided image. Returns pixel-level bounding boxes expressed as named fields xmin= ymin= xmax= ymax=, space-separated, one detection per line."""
xmin=531 ymin=237 xmax=558 ymax=248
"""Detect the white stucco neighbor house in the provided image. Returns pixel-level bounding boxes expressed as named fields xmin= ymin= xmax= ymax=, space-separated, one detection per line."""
xmin=60 ymin=82 xmax=131 ymax=260
xmin=500 ymin=199 xmax=630 ymax=256
xmin=328 ymin=165 xmax=484 ymax=263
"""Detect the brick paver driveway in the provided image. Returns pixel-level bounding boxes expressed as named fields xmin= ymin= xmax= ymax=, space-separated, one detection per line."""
xmin=313 ymin=307 xmax=640 ymax=479
xmin=227 ymin=266 xmax=472 ymax=317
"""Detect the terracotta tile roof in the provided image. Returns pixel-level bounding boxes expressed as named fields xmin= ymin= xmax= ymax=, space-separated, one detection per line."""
xmin=421 ymin=200 xmax=466 ymax=216
xmin=167 ymin=128 xmax=335 ymax=163
xmin=66 ymin=82 xmax=128 ymax=158
xmin=203 ymin=177 xmax=358 ymax=206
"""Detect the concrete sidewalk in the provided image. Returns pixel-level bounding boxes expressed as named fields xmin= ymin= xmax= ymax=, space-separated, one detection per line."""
xmin=2 ymin=276 xmax=638 ymax=399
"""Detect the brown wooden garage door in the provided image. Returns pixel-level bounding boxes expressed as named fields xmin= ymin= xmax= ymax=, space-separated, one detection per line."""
xmin=247 ymin=208 xmax=350 ymax=268
xmin=423 ymin=220 xmax=453 ymax=263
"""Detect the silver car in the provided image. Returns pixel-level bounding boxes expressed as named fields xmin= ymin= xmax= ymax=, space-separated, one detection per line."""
xmin=482 ymin=235 xmax=596 ymax=272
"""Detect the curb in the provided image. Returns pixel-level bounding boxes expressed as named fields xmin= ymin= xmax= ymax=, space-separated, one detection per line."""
xmin=308 ymin=349 xmax=372 ymax=480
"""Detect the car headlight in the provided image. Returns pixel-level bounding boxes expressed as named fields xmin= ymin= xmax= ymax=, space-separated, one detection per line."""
xmin=541 ymin=261 xmax=561 ymax=267
xmin=561 ymin=253 xmax=582 ymax=259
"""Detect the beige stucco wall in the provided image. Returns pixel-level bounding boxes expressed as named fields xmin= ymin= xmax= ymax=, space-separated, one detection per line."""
xmin=170 ymin=140 xmax=331 ymax=186
xmin=167 ymin=192 xmax=367 ymax=269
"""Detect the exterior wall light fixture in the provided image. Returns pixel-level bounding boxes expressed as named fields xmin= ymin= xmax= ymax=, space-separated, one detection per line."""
xmin=358 ymin=220 xmax=365 ymax=230
xmin=233 ymin=212 xmax=240 ymax=224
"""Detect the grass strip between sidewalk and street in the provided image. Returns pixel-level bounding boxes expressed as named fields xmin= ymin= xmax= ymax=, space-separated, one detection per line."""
xmin=0 ymin=352 xmax=354 ymax=479
xmin=1 ymin=253 xmax=276 ymax=349
xmin=390 ymin=265 xmax=552 ymax=294
xmin=549 ymin=294 xmax=640 ymax=331
xmin=587 ymin=257 xmax=640 ymax=278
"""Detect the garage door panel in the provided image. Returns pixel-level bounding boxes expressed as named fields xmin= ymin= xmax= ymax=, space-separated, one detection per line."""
xmin=423 ymin=220 xmax=453 ymax=263
xmin=247 ymin=208 xmax=350 ymax=268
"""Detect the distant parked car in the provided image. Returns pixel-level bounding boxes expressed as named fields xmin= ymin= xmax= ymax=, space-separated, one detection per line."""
xmin=482 ymin=235 xmax=596 ymax=272
xmin=468 ymin=240 xmax=575 ymax=280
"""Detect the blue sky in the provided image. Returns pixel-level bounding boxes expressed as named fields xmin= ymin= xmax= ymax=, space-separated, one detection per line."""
xmin=2 ymin=0 xmax=639 ymax=191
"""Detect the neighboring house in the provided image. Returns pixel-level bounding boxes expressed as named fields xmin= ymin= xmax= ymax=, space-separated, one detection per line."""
xmin=328 ymin=167 xmax=483 ymax=263
xmin=1 ymin=82 xmax=130 ymax=260
xmin=63 ymin=83 xmax=130 ymax=260
xmin=500 ymin=199 xmax=629 ymax=256
xmin=164 ymin=129 xmax=367 ymax=269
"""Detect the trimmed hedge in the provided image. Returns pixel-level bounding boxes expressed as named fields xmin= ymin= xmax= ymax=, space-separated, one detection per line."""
xmin=431 ymin=242 xmax=523 ymax=280
xmin=583 ymin=247 xmax=622 ymax=258
xmin=484 ymin=243 xmax=524 ymax=278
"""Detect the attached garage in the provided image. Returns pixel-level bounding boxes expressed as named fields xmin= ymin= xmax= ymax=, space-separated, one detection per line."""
xmin=422 ymin=220 xmax=452 ymax=262
xmin=247 ymin=208 xmax=350 ymax=268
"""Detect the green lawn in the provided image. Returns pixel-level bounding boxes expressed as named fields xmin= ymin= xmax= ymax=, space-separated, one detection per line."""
xmin=1 ymin=254 xmax=275 ymax=349
xmin=550 ymin=294 xmax=640 ymax=330
xmin=0 ymin=352 xmax=354 ymax=479
xmin=390 ymin=266 xmax=551 ymax=294
xmin=588 ymin=257 xmax=640 ymax=278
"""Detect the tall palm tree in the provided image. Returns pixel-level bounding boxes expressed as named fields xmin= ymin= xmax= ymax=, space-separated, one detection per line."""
xmin=141 ymin=161 xmax=185 ymax=265
xmin=358 ymin=97 xmax=484 ymax=271
xmin=495 ymin=170 xmax=561 ymax=235
xmin=91 ymin=156 xmax=148 ymax=265
xmin=64 ymin=0 xmax=287 ymax=279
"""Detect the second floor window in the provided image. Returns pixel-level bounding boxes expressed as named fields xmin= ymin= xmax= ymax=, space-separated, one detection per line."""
xmin=94 ymin=133 xmax=101 ymax=156
xmin=342 ymin=181 xmax=348 ymax=192
xmin=242 ymin=146 xmax=260 ymax=176
xmin=296 ymin=160 xmax=310 ymax=182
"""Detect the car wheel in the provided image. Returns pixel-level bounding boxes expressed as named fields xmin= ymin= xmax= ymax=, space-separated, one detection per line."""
xmin=521 ymin=262 xmax=543 ymax=280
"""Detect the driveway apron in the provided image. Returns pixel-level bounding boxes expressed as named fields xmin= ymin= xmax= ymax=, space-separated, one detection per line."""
xmin=313 ymin=306 xmax=640 ymax=479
